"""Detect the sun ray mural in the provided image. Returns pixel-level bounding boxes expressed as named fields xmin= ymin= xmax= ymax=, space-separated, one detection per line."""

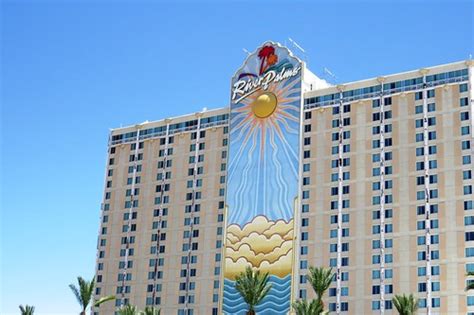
xmin=222 ymin=41 xmax=303 ymax=315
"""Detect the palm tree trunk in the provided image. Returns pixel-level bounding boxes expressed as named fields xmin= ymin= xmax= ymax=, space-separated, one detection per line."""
xmin=246 ymin=310 xmax=255 ymax=315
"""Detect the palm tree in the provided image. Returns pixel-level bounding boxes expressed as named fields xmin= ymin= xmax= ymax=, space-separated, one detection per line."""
xmin=466 ymin=271 xmax=474 ymax=290
xmin=234 ymin=266 xmax=272 ymax=315
xmin=19 ymin=305 xmax=35 ymax=315
xmin=69 ymin=276 xmax=115 ymax=314
xmin=117 ymin=304 xmax=139 ymax=315
xmin=292 ymin=299 xmax=323 ymax=315
xmin=392 ymin=293 xmax=418 ymax=315
xmin=257 ymin=45 xmax=275 ymax=75
xmin=142 ymin=306 xmax=161 ymax=315
xmin=306 ymin=267 xmax=334 ymax=310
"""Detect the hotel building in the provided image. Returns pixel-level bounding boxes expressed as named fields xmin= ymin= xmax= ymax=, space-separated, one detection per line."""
xmin=94 ymin=41 xmax=473 ymax=314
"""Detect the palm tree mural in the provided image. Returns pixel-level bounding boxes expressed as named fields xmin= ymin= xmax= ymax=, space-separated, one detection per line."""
xmin=257 ymin=45 xmax=278 ymax=75
xmin=292 ymin=299 xmax=324 ymax=315
xmin=306 ymin=267 xmax=334 ymax=310
xmin=234 ymin=266 xmax=272 ymax=315
xmin=392 ymin=294 xmax=419 ymax=315
xmin=466 ymin=271 xmax=474 ymax=290
xmin=19 ymin=305 xmax=35 ymax=315
xmin=69 ymin=276 xmax=115 ymax=315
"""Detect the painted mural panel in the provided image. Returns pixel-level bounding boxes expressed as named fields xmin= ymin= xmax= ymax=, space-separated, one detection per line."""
xmin=223 ymin=41 xmax=302 ymax=314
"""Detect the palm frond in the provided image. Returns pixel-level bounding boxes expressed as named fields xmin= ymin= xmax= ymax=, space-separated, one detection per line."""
xmin=292 ymin=299 xmax=323 ymax=315
xmin=94 ymin=295 xmax=116 ymax=307
xmin=234 ymin=266 xmax=272 ymax=312
xmin=142 ymin=306 xmax=161 ymax=315
xmin=69 ymin=283 xmax=83 ymax=307
xmin=117 ymin=304 xmax=139 ymax=315
xmin=19 ymin=305 xmax=35 ymax=315
xmin=393 ymin=293 xmax=418 ymax=315
xmin=70 ymin=276 xmax=95 ymax=312
xmin=307 ymin=266 xmax=334 ymax=306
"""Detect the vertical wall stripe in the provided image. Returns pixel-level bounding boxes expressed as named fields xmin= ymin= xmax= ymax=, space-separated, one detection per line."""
xmin=378 ymin=77 xmax=386 ymax=315
xmin=421 ymin=69 xmax=432 ymax=315
xmin=120 ymin=128 xmax=141 ymax=306
xmin=151 ymin=122 xmax=170 ymax=305
xmin=184 ymin=115 xmax=202 ymax=314
xmin=336 ymin=88 xmax=344 ymax=315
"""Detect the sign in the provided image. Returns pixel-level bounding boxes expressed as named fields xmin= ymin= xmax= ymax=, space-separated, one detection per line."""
xmin=222 ymin=41 xmax=303 ymax=315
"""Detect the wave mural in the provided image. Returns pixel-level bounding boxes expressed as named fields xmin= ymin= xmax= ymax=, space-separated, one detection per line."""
xmin=223 ymin=275 xmax=291 ymax=315
xmin=223 ymin=41 xmax=303 ymax=314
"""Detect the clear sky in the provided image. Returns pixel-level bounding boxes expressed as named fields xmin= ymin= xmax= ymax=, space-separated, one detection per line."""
xmin=1 ymin=0 xmax=472 ymax=314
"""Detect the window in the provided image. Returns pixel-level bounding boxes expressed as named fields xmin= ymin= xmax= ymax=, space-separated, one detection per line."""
xmin=466 ymin=201 xmax=474 ymax=211
xmin=372 ymin=301 xmax=381 ymax=310
xmin=462 ymin=126 xmax=470 ymax=135
xmin=465 ymin=170 xmax=473 ymax=180
xmin=415 ymin=119 xmax=423 ymax=128
xmin=461 ymin=112 xmax=470 ymax=121
xmin=466 ymin=232 xmax=474 ymax=241
xmin=462 ymin=140 xmax=471 ymax=150
xmin=466 ymin=248 xmax=474 ymax=257
xmin=465 ymin=185 xmax=473 ymax=195
xmin=416 ymin=147 xmax=424 ymax=156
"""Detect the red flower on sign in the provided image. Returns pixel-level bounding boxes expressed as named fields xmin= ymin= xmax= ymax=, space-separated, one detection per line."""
xmin=258 ymin=45 xmax=278 ymax=75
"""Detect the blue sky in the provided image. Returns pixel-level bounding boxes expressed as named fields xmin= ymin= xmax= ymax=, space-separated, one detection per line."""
xmin=1 ymin=0 xmax=472 ymax=314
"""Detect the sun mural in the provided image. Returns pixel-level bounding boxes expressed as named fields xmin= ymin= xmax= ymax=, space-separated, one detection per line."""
xmin=223 ymin=42 xmax=303 ymax=315
xmin=233 ymin=78 xmax=300 ymax=149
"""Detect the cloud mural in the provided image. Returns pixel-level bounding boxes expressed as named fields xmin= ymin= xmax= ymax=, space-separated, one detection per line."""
xmin=225 ymin=216 xmax=294 ymax=279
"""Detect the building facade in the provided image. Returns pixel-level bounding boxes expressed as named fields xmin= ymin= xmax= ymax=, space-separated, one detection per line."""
xmin=94 ymin=41 xmax=474 ymax=314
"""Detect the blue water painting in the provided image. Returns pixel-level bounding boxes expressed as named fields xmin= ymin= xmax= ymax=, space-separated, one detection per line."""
xmin=223 ymin=275 xmax=291 ymax=314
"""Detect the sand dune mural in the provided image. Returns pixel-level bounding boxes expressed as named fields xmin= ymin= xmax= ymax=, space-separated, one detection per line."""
xmin=225 ymin=216 xmax=294 ymax=279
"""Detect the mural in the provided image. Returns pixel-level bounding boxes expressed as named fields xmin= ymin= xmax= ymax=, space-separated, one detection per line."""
xmin=223 ymin=42 xmax=303 ymax=314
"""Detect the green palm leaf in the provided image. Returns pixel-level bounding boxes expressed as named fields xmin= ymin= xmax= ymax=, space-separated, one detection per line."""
xmin=117 ymin=304 xmax=139 ymax=315
xmin=306 ymin=267 xmax=334 ymax=309
xmin=234 ymin=266 xmax=272 ymax=314
xmin=19 ymin=305 xmax=35 ymax=315
xmin=393 ymin=293 xmax=418 ymax=315
xmin=94 ymin=295 xmax=116 ymax=307
xmin=69 ymin=276 xmax=95 ymax=314
xmin=292 ymin=299 xmax=323 ymax=315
